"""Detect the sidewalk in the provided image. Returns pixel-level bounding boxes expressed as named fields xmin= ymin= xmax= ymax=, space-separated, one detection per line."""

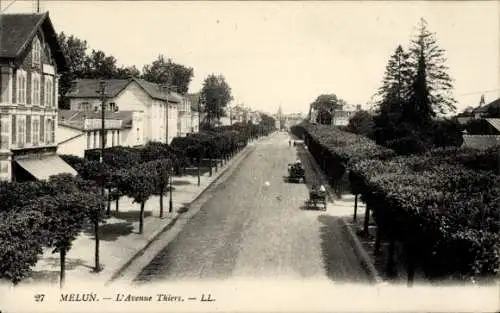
xmin=294 ymin=143 xmax=384 ymax=284
xmin=23 ymin=143 xmax=256 ymax=286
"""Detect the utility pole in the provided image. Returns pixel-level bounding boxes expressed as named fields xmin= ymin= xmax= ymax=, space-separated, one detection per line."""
xmin=96 ymin=80 xmax=107 ymax=200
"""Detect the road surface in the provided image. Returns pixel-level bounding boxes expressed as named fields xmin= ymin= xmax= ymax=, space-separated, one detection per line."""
xmin=134 ymin=132 xmax=369 ymax=283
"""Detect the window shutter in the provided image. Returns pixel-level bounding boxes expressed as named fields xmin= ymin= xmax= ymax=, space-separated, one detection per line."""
xmin=40 ymin=116 xmax=44 ymax=142
xmin=11 ymin=115 xmax=16 ymax=144
xmin=26 ymin=116 xmax=31 ymax=143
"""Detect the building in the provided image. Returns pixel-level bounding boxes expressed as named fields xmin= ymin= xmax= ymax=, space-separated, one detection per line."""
xmin=57 ymin=110 xmax=138 ymax=157
xmin=65 ymin=78 xmax=183 ymax=145
xmin=462 ymin=118 xmax=500 ymax=150
xmin=0 ymin=12 xmax=77 ymax=182
xmin=332 ymin=104 xmax=362 ymax=126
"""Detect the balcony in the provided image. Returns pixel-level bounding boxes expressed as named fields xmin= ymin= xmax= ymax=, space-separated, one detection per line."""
xmin=84 ymin=119 xmax=122 ymax=130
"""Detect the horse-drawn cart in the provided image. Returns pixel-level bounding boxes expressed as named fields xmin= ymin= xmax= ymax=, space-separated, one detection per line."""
xmin=305 ymin=187 xmax=327 ymax=210
xmin=287 ymin=162 xmax=305 ymax=183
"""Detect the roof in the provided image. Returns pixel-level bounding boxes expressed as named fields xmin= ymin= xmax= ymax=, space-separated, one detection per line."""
xmin=0 ymin=12 xmax=68 ymax=71
xmin=486 ymin=118 xmax=500 ymax=133
xmin=462 ymin=135 xmax=500 ymax=150
xmin=58 ymin=110 xmax=134 ymax=130
xmin=471 ymin=98 xmax=500 ymax=114
xmin=66 ymin=78 xmax=182 ymax=103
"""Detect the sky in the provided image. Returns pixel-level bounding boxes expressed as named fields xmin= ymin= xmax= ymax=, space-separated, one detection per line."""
xmin=2 ymin=1 xmax=499 ymax=115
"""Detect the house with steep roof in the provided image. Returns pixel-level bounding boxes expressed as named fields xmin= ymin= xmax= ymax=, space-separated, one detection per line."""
xmin=0 ymin=12 xmax=77 ymax=182
xmin=462 ymin=118 xmax=500 ymax=150
xmin=65 ymin=77 xmax=184 ymax=144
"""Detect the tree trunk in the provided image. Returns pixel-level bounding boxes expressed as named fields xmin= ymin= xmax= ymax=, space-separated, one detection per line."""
xmin=353 ymin=194 xmax=358 ymax=222
xmin=374 ymin=226 xmax=381 ymax=255
xmin=159 ymin=184 xmax=164 ymax=218
xmin=215 ymin=157 xmax=218 ymax=172
xmin=60 ymin=248 xmax=66 ymax=289
xmin=106 ymin=187 xmax=111 ymax=216
xmin=209 ymin=159 xmax=213 ymax=176
xmin=139 ymin=202 xmax=145 ymax=234
xmin=407 ymin=252 xmax=415 ymax=287
xmin=197 ymin=159 xmax=201 ymax=186
xmin=115 ymin=194 xmax=119 ymax=212
xmin=93 ymin=218 xmax=101 ymax=272
xmin=386 ymin=238 xmax=396 ymax=278
xmin=363 ymin=204 xmax=370 ymax=234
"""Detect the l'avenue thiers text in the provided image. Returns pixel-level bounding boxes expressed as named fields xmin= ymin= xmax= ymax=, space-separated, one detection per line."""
xmin=60 ymin=293 xmax=214 ymax=302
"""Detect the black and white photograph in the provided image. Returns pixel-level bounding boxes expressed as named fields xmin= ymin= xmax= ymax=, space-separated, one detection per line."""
xmin=0 ymin=1 xmax=499 ymax=312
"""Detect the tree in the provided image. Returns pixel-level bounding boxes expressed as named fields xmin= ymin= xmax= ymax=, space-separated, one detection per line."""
xmin=116 ymin=65 xmax=141 ymax=79
xmin=117 ymin=165 xmax=156 ymax=234
xmin=83 ymin=50 xmax=120 ymax=79
xmin=0 ymin=210 xmax=44 ymax=284
xmin=57 ymin=32 xmax=89 ymax=109
xmin=310 ymin=94 xmax=345 ymax=124
xmin=346 ymin=110 xmax=375 ymax=138
xmin=408 ymin=18 xmax=456 ymax=116
xmin=200 ymin=74 xmax=233 ymax=125
xmin=31 ymin=193 xmax=90 ymax=288
xmin=141 ymin=55 xmax=194 ymax=94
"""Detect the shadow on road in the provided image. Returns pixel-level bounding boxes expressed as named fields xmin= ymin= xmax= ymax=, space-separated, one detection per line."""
xmin=317 ymin=214 xmax=369 ymax=283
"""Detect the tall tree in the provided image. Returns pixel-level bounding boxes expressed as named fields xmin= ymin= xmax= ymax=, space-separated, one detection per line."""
xmin=373 ymin=45 xmax=414 ymax=147
xmin=57 ymin=32 xmax=89 ymax=109
xmin=83 ymin=50 xmax=120 ymax=79
xmin=377 ymin=45 xmax=412 ymax=115
xmin=141 ymin=55 xmax=194 ymax=94
xmin=408 ymin=18 xmax=456 ymax=116
xmin=200 ymin=74 xmax=233 ymax=125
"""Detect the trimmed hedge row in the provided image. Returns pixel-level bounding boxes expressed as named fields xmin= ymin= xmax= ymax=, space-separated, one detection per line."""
xmin=292 ymin=122 xmax=500 ymax=282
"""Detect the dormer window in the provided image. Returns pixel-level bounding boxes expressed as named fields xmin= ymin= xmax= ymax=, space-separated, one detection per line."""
xmin=32 ymin=37 xmax=41 ymax=66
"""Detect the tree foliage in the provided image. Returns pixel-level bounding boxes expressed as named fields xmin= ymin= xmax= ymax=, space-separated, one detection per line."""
xmin=310 ymin=94 xmax=346 ymax=124
xmin=141 ymin=55 xmax=194 ymax=94
xmin=373 ymin=19 xmax=457 ymax=155
xmin=346 ymin=110 xmax=375 ymax=138
xmin=200 ymin=74 xmax=233 ymax=124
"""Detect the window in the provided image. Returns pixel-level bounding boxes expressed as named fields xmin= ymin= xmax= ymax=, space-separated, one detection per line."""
xmin=111 ymin=130 xmax=115 ymax=146
xmin=109 ymin=102 xmax=116 ymax=112
xmin=26 ymin=115 xmax=31 ymax=144
xmin=87 ymin=132 xmax=91 ymax=149
xmin=136 ymin=128 xmax=140 ymax=143
xmin=31 ymin=74 xmax=40 ymax=105
xmin=117 ymin=130 xmax=120 ymax=145
xmin=39 ymin=116 xmax=44 ymax=143
xmin=32 ymin=37 xmax=41 ymax=65
xmin=16 ymin=70 xmax=27 ymax=104
xmin=32 ymin=117 xmax=39 ymax=146
xmin=93 ymin=131 xmax=97 ymax=149
xmin=44 ymin=76 xmax=53 ymax=107
xmin=17 ymin=115 xmax=26 ymax=147
xmin=46 ymin=118 xmax=55 ymax=144
xmin=0 ymin=115 xmax=10 ymax=150
xmin=0 ymin=160 xmax=9 ymax=181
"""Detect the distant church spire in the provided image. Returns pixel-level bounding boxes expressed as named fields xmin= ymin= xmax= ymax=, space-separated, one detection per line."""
xmin=479 ymin=94 xmax=485 ymax=107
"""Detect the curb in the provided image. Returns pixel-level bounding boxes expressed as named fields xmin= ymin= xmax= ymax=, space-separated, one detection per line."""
xmin=296 ymin=143 xmax=383 ymax=284
xmin=106 ymin=143 xmax=256 ymax=284
xmin=339 ymin=218 xmax=384 ymax=284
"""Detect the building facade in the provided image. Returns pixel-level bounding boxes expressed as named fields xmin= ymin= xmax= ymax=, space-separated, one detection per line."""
xmin=57 ymin=110 xmax=138 ymax=157
xmin=65 ymin=78 xmax=183 ymax=145
xmin=0 ymin=13 xmax=77 ymax=182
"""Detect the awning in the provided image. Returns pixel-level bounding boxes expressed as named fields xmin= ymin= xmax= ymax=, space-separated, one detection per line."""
xmin=15 ymin=155 xmax=78 ymax=181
